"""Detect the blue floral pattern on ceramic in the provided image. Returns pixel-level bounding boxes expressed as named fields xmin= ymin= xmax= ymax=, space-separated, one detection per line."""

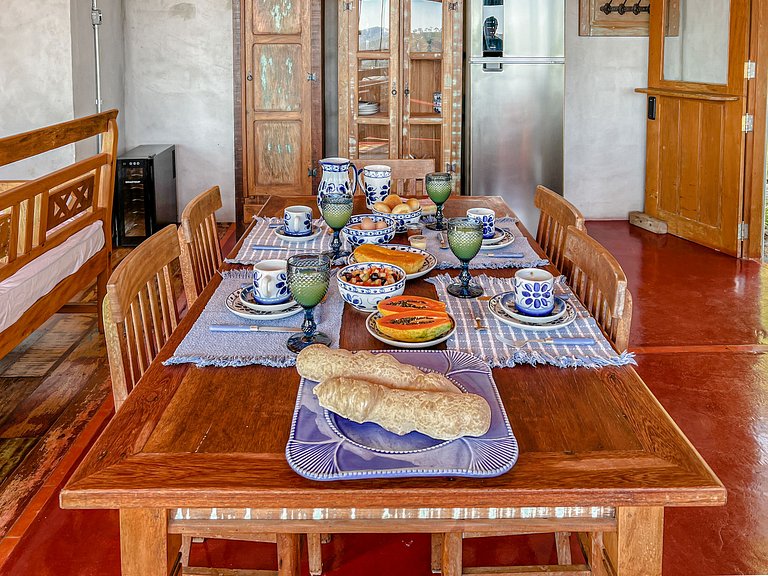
xmin=253 ymin=270 xmax=291 ymax=305
xmin=515 ymin=280 xmax=554 ymax=316
xmin=317 ymin=158 xmax=358 ymax=208
xmin=283 ymin=211 xmax=313 ymax=236
xmin=342 ymin=214 xmax=395 ymax=247
xmin=336 ymin=262 xmax=406 ymax=311
xmin=360 ymin=166 xmax=392 ymax=209
xmin=468 ymin=213 xmax=496 ymax=239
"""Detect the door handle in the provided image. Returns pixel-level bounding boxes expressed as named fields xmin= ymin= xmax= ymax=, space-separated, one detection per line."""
xmin=247 ymin=72 xmax=253 ymax=82
xmin=391 ymin=81 xmax=398 ymax=96
xmin=647 ymin=96 xmax=656 ymax=120
xmin=404 ymin=81 xmax=410 ymax=97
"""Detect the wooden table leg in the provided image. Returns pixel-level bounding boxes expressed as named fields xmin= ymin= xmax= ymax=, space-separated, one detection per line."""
xmin=441 ymin=532 xmax=462 ymax=576
xmin=119 ymin=509 xmax=179 ymax=576
xmin=276 ymin=533 xmax=300 ymax=576
xmin=606 ymin=506 xmax=664 ymax=576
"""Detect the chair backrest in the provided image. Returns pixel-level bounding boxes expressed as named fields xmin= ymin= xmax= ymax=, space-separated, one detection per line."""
xmin=103 ymin=225 xmax=183 ymax=411
xmin=178 ymin=186 xmax=223 ymax=307
xmin=534 ymin=186 xmax=586 ymax=273
xmin=563 ymin=225 xmax=631 ymax=353
xmin=356 ymin=158 xmax=436 ymax=196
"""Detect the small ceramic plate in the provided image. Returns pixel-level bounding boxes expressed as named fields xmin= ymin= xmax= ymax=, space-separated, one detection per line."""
xmin=274 ymin=225 xmax=323 ymax=243
xmin=365 ymin=311 xmax=456 ymax=349
xmin=346 ymin=245 xmax=437 ymax=281
xmin=499 ymin=293 xmax=568 ymax=325
xmin=481 ymin=229 xmax=506 ymax=245
xmin=226 ymin=288 xmax=303 ymax=321
xmin=487 ymin=294 xmax=577 ymax=332
xmin=479 ymin=229 xmax=516 ymax=251
xmin=239 ymin=286 xmax=297 ymax=312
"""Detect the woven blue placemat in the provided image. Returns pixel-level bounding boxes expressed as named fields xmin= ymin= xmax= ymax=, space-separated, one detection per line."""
xmin=427 ymin=273 xmax=636 ymax=369
xmin=421 ymin=218 xmax=548 ymax=269
xmin=226 ymin=217 xmax=333 ymax=265
xmin=165 ymin=270 xmax=344 ymax=368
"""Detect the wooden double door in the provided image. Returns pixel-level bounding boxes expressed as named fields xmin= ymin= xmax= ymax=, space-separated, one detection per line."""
xmin=337 ymin=0 xmax=463 ymax=182
xmin=238 ymin=0 xmax=322 ymax=223
xmin=640 ymin=0 xmax=755 ymax=256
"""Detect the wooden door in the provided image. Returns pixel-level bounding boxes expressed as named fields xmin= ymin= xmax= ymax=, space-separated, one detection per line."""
xmin=339 ymin=0 xmax=401 ymax=160
xmin=641 ymin=0 xmax=751 ymax=255
xmin=401 ymin=0 xmax=462 ymax=183
xmin=243 ymin=0 xmax=314 ymax=199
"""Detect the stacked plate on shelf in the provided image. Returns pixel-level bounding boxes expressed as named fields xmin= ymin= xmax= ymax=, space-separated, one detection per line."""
xmin=358 ymin=101 xmax=380 ymax=116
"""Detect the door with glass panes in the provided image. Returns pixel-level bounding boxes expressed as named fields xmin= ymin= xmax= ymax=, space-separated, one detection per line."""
xmin=339 ymin=0 xmax=462 ymax=181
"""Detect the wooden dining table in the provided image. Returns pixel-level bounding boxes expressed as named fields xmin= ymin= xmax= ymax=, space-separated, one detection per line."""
xmin=60 ymin=195 xmax=725 ymax=576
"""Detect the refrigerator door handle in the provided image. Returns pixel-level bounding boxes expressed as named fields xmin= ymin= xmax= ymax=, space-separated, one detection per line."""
xmin=483 ymin=62 xmax=504 ymax=72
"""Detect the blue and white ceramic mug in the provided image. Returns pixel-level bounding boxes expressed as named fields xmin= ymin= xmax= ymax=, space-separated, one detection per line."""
xmin=514 ymin=268 xmax=554 ymax=316
xmin=358 ymin=165 xmax=392 ymax=209
xmin=253 ymin=259 xmax=290 ymax=305
xmin=466 ymin=207 xmax=496 ymax=239
xmin=283 ymin=205 xmax=313 ymax=237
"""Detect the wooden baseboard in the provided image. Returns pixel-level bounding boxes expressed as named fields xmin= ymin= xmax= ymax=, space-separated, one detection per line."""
xmin=629 ymin=212 xmax=668 ymax=235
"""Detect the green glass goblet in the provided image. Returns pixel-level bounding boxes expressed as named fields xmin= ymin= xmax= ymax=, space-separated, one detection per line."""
xmin=286 ymin=254 xmax=332 ymax=353
xmin=320 ymin=192 xmax=354 ymax=261
xmin=424 ymin=172 xmax=452 ymax=231
xmin=446 ymin=217 xmax=484 ymax=299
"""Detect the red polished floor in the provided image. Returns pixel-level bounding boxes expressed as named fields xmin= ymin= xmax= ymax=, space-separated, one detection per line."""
xmin=1 ymin=222 xmax=767 ymax=576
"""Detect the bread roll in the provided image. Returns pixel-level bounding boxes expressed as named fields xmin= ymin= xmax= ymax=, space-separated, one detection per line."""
xmin=296 ymin=345 xmax=459 ymax=393
xmin=314 ymin=377 xmax=491 ymax=440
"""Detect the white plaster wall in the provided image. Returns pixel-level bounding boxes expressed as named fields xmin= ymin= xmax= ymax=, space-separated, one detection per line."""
xmin=71 ymin=0 xmax=127 ymax=159
xmin=0 ymin=0 xmax=75 ymax=179
xmin=123 ymin=0 xmax=236 ymax=222
xmin=563 ymin=0 xmax=649 ymax=220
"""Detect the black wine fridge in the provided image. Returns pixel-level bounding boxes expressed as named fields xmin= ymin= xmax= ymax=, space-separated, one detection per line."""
xmin=114 ymin=145 xmax=177 ymax=247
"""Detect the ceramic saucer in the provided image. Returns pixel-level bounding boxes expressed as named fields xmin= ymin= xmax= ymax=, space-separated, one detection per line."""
xmin=226 ymin=288 xmax=302 ymax=321
xmin=481 ymin=229 xmax=506 ymax=245
xmin=479 ymin=229 xmax=516 ymax=251
xmin=487 ymin=294 xmax=576 ymax=332
xmin=499 ymin=293 xmax=568 ymax=325
xmin=274 ymin=225 xmax=323 ymax=243
xmin=365 ymin=311 xmax=456 ymax=349
xmin=239 ymin=286 xmax=297 ymax=312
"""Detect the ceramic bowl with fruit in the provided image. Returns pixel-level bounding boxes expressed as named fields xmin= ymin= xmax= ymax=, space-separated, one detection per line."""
xmin=336 ymin=262 xmax=406 ymax=312
xmin=372 ymin=194 xmax=423 ymax=233
xmin=342 ymin=214 xmax=395 ymax=247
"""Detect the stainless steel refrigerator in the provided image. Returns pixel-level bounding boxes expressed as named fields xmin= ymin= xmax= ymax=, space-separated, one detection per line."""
xmin=466 ymin=0 xmax=565 ymax=233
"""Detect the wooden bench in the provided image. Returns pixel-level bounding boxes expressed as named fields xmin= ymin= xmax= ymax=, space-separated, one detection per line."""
xmin=0 ymin=110 xmax=119 ymax=359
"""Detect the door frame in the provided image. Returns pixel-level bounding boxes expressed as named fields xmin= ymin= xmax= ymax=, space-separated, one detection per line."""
xmin=232 ymin=0 xmax=324 ymax=234
xmin=743 ymin=0 xmax=768 ymax=259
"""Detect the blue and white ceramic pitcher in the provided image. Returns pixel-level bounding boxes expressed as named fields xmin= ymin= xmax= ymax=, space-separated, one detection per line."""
xmin=317 ymin=157 xmax=358 ymax=207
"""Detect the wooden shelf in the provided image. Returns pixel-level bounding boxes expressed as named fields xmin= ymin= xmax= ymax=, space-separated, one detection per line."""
xmin=408 ymin=112 xmax=442 ymax=124
xmin=410 ymin=52 xmax=442 ymax=61
xmin=635 ymin=88 xmax=740 ymax=102
xmin=356 ymin=111 xmax=390 ymax=125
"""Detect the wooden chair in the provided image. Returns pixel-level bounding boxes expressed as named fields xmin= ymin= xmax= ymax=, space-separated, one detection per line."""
xmin=103 ymin=224 xmax=325 ymax=575
xmin=178 ymin=186 xmax=223 ymax=308
xmin=355 ymin=158 xmax=436 ymax=196
xmin=102 ymin=224 xmax=182 ymax=410
xmin=534 ymin=185 xmax=586 ymax=273
xmin=564 ymin=225 xmax=632 ymax=353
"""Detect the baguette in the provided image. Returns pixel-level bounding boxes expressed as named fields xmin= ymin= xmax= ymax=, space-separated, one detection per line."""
xmin=314 ymin=377 xmax=491 ymax=440
xmin=296 ymin=345 xmax=459 ymax=393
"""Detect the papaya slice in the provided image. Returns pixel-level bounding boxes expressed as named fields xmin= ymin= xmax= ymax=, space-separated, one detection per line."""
xmin=376 ymin=311 xmax=453 ymax=342
xmin=377 ymin=295 xmax=447 ymax=316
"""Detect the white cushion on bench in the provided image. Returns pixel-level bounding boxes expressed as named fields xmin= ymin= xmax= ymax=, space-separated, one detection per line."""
xmin=0 ymin=220 xmax=105 ymax=332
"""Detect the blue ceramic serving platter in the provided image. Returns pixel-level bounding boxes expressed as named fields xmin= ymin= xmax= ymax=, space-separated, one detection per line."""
xmin=285 ymin=350 xmax=518 ymax=481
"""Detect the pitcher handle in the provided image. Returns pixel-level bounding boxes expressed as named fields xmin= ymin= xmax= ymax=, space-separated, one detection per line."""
xmin=349 ymin=162 xmax=359 ymax=196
